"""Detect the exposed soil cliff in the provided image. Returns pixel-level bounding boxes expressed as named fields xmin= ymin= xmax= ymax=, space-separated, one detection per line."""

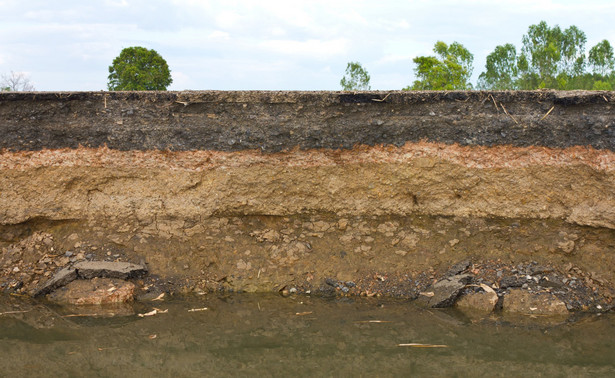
xmin=0 ymin=91 xmax=613 ymax=314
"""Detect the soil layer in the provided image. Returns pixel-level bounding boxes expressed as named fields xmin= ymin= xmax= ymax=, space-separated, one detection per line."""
xmin=1 ymin=90 xmax=614 ymax=151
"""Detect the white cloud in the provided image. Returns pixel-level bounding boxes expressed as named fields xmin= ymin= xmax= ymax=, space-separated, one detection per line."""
xmin=259 ymin=39 xmax=349 ymax=60
xmin=215 ymin=10 xmax=242 ymax=30
xmin=104 ymin=0 xmax=129 ymax=7
xmin=208 ymin=30 xmax=230 ymax=41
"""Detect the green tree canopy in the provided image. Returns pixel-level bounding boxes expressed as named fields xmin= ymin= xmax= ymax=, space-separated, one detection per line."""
xmin=108 ymin=46 xmax=173 ymax=91
xmin=409 ymin=41 xmax=473 ymax=90
xmin=518 ymin=21 xmax=586 ymax=89
xmin=588 ymin=40 xmax=615 ymax=76
xmin=477 ymin=44 xmax=519 ymax=90
xmin=340 ymin=61 xmax=371 ymax=90
xmin=477 ymin=21 xmax=609 ymax=90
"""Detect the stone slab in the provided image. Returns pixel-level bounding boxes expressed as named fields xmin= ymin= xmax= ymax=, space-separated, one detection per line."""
xmin=74 ymin=261 xmax=147 ymax=280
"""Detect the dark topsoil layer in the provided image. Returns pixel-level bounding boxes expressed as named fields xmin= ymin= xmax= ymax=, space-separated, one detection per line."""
xmin=1 ymin=90 xmax=614 ymax=152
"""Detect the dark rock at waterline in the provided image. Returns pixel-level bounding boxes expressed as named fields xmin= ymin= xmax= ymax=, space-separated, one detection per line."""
xmin=32 ymin=267 xmax=78 ymax=297
xmin=74 ymin=261 xmax=147 ymax=280
xmin=417 ymin=274 xmax=473 ymax=308
xmin=499 ymin=276 xmax=524 ymax=289
xmin=33 ymin=261 xmax=147 ymax=297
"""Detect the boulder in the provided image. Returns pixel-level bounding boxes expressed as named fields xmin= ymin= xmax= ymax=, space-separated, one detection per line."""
xmin=33 ymin=261 xmax=147 ymax=297
xmin=456 ymin=290 xmax=498 ymax=314
xmin=47 ymin=277 xmax=136 ymax=305
xmin=503 ymin=289 xmax=568 ymax=315
xmin=417 ymin=274 xmax=472 ymax=308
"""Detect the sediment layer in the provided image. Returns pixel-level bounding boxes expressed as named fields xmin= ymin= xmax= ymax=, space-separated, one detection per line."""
xmin=1 ymin=143 xmax=614 ymax=229
xmin=1 ymin=90 xmax=614 ymax=151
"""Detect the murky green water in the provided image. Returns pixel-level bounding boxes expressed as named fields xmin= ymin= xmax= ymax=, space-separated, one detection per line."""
xmin=0 ymin=294 xmax=614 ymax=377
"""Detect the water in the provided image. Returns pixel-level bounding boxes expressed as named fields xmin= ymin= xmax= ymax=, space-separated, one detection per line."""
xmin=0 ymin=294 xmax=614 ymax=377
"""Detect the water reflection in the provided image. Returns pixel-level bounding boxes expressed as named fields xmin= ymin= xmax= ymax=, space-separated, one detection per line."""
xmin=0 ymin=294 xmax=614 ymax=377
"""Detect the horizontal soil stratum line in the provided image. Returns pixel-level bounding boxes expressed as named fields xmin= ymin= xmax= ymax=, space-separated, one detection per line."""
xmin=1 ymin=90 xmax=614 ymax=306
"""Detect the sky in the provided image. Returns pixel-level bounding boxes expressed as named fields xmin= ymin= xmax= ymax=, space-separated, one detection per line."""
xmin=0 ymin=0 xmax=614 ymax=91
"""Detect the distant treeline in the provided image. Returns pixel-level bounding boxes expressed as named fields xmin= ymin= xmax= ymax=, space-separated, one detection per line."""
xmin=342 ymin=21 xmax=615 ymax=91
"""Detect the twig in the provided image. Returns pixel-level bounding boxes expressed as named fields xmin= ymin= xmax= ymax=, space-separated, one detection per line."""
xmin=500 ymin=104 xmax=519 ymax=125
xmin=355 ymin=320 xmax=392 ymax=323
xmin=603 ymin=95 xmax=609 ymax=102
xmin=151 ymin=293 xmax=165 ymax=301
xmin=63 ymin=314 xmax=112 ymax=318
xmin=372 ymin=93 xmax=391 ymax=102
xmin=0 ymin=310 xmax=30 ymax=316
xmin=540 ymin=106 xmax=555 ymax=121
xmin=489 ymin=94 xmax=499 ymax=112
xmin=398 ymin=343 xmax=448 ymax=348
xmin=188 ymin=307 xmax=208 ymax=312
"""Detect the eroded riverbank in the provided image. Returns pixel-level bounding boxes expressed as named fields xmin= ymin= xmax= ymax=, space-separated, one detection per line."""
xmin=0 ymin=91 xmax=614 ymax=318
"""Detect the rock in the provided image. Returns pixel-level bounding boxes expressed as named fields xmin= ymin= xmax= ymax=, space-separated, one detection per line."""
xmin=456 ymin=290 xmax=498 ymax=314
xmin=47 ymin=277 xmax=136 ymax=305
xmin=325 ymin=278 xmax=339 ymax=288
xmin=503 ymin=289 xmax=568 ymax=315
xmin=499 ymin=276 xmax=524 ymax=288
xmin=32 ymin=267 xmax=78 ymax=297
xmin=445 ymin=260 xmax=471 ymax=277
xmin=74 ymin=261 xmax=147 ymax=280
xmin=557 ymin=240 xmax=575 ymax=253
xmin=417 ymin=274 xmax=472 ymax=308
xmin=528 ymin=265 xmax=553 ymax=275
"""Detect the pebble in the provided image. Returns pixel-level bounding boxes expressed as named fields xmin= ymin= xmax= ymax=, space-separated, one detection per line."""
xmin=522 ymin=283 xmax=529 ymax=289
xmin=289 ymin=287 xmax=297 ymax=294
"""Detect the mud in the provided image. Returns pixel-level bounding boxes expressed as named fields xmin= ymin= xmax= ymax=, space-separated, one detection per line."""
xmin=0 ymin=90 xmax=614 ymax=315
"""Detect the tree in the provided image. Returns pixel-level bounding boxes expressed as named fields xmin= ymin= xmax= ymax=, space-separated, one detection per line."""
xmin=478 ymin=21 xmax=595 ymax=90
xmin=518 ymin=21 xmax=586 ymax=89
xmin=588 ymin=40 xmax=614 ymax=76
xmin=108 ymin=46 xmax=172 ymax=91
xmin=477 ymin=44 xmax=519 ymax=90
xmin=1 ymin=71 xmax=35 ymax=91
xmin=409 ymin=41 xmax=473 ymax=90
xmin=340 ymin=62 xmax=371 ymax=90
